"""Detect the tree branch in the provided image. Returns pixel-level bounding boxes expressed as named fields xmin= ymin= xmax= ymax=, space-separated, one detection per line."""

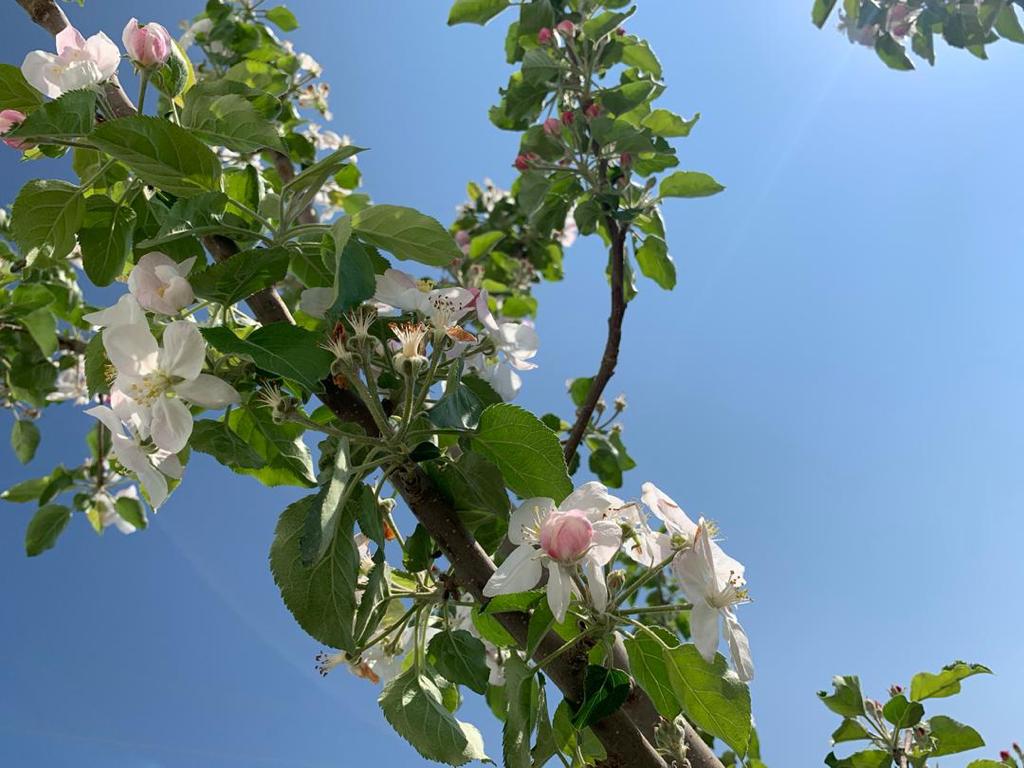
xmin=563 ymin=218 xmax=629 ymax=464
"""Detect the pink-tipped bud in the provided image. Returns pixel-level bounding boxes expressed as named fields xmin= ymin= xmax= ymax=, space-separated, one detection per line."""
xmin=620 ymin=152 xmax=632 ymax=168
xmin=514 ymin=154 xmax=531 ymax=171
xmin=888 ymin=684 xmax=903 ymax=697
xmin=616 ymin=27 xmax=627 ymax=36
xmin=1001 ymin=751 xmax=1011 ymax=762
xmin=543 ymin=117 xmax=561 ymax=136
xmin=561 ymin=110 xmax=575 ymax=125
xmin=585 ymin=102 xmax=602 ymax=119
xmin=537 ymin=27 xmax=553 ymax=45
xmin=0 ymin=109 xmax=29 ymax=150
xmin=454 ymin=230 xmax=471 ymax=253
xmin=556 ymin=20 xmax=576 ymax=37
xmin=540 ymin=510 xmax=593 ymax=562
xmin=122 ymin=18 xmax=172 ymax=68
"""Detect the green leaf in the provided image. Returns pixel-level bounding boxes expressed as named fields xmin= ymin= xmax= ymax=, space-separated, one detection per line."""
xmin=379 ymin=668 xmax=489 ymax=766
xmin=995 ymin=4 xmax=1024 ymax=43
xmin=354 ymin=548 xmax=390 ymax=644
xmin=7 ymin=89 xmax=95 ymax=143
xmin=429 ymin=629 xmax=491 ymax=695
xmin=583 ymin=8 xmax=636 ymax=41
xmin=910 ymin=662 xmax=992 ymax=701
xmin=190 ymin=246 xmax=289 ymax=307
xmin=471 ymin=404 xmax=572 ymax=502
xmin=967 ymin=762 xmax=1006 ymax=768
xmin=181 ymin=85 xmax=284 ymax=153
xmin=352 ymin=205 xmax=461 ymax=267
xmin=1 ymin=475 xmax=51 ymax=503
xmin=882 ymin=695 xmax=924 ymax=729
xmin=227 ymin=406 xmax=316 ymax=487
xmin=265 ymin=4 xmax=299 ymax=30
xmin=332 ymin=228 xmax=376 ymax=316
xmin=502 ymin=654 xmax=535 ymax=768
xmin=115 ymin=495 xmax=147 ymax=530
xmin=875 ymin=34 xmax=914 ymax=71
xmin=635 ymin=235 xmax=676 ymax=290
xmin=812 ymin=0 xmax=840 ymax=28
xmin=25 ymin=504 xmax=71 ymax=556
xmin=403 ymin=523 xmax=435 ymax=572
xmin=472 ymin=607 xmax=517 ymax=648
xmin=302 ymin=437 xmax=355 ymax=565
xmin=641 ymin=109 xmax=699 ymax=138
xmin=83 ymin=332 xmax=110 ymax=397
xmin=21 ymin=309 xmax=57 ymax=357
xmin=202 ymin=325 xmax=333 ymax=392
xmin=269 ymin=493 xmax=361 ymax=651
xmin=818 ymin=675 xmax=866 ymax=717
xmin=90 ymin=116 xmax=222 ymax=197
xmin=824 ymin=750 xmax=891 ymax=768
xmin=929 ymin=715 xmax=985 ymax=757
xmin=522 ymin=48 xmax=560 ymax=86
xmin=11 ymin=420 xmax=40 ymax=464
xmin=484 ymin=590 xmax=544 ymax=615
xmin=78 ymin=195 xmax=136 ymax=287
xmin=622 ymin=40 xmax=662 ymax=77
xmin=625 ymin=627 xmax=682 ymax=718
xmin=281 ymin=145 xmax=364 ymax=227
xmin=189 ymin=418 xmax=266 ymax=469
xmin=660 ymin=171 xmax=725 ymax=199
xmin=831 ymin=718 xmax=872 ymax=744
xmin=447 ymin=0 xmax=510 ymax=25
xmin=666 ymin=643 xmax=752 ymax=755
xmin=0 ymin=63 xmax=43 ymax=112
xmin=573 ymin=665 xmax=631 ymax=729
xmin=11 ymin=180 xmax=85 ymax=260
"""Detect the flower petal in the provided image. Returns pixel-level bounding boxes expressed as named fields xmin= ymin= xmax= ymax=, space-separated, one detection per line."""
xmin=20 ymin=51 xmax=61 ymax=98
xmin=508 ymin=497 xmax=556 ymax=546
xmin=723 ymin=609 xmax=754 ymax=682
xmin=641 ymin=482 xmax=698 ymax=538
xmin=159 ymin=321 xmax=206 ymax=381
xmin=299 ymin=287 xmax=335 ymax=319
xmin=150 ymin=396 xmax=193 ymax=453
xmin=690 ymin=600 xmax=721 ymax=663
xmin=588 ymin=520 xmax=622 ymax=566
xmin=482 ymin=544 xmax=543 ymax=597
xmin=561 ymin=481 xmax=624 ymax=517
xmin=104 ymin=322 xmax=159 ymax=377
xmin=545 ymin=563 xmax=573 ymax=623
xmin=82 ymin=294 xmax=146 ymax=329
xmin=582 ymin=557 xmax=608 ymax=613
xmin=175 ymin=373 xmax=240 ymax=409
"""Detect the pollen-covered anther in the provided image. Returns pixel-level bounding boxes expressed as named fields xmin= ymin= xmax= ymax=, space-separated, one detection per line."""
xmin=314 ymin=650 xmax=346 ymax=677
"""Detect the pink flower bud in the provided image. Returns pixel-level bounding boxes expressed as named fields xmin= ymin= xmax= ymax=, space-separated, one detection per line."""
xmin=122 ymin=18 xmax=172 ymax=68
xmin=1000 ymin=751 xmax=1011 ymax=762
xmin=537 ymin=27 xmax=553 ymax=45
xmin=540 ymin=510 xmax=593 ymax=562
xmin=514 ymin=154 xmax=531 ymax=171
xmin=0 ymin=109 xmax=29 ymax=150
xmin=454 ymin=230 xmax=471 ymax=253
xmin=556 ymin=20 xmax=576 ymax=37
xmin=585 ymin=102 xmax=602 ymax=119
xmin=561 ymin=110 xmax=575 ymax=125
xmin=543 ymin=117 xmax=561 ymax=136
xmin=616 ymin=27 xmax=626 ymax=36
xmin=620 ymin=152 xmax=632 ymax=168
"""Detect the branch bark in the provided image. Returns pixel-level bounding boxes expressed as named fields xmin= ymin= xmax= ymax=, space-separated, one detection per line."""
xmin=562 ymin=218 xmax=629 ymax=464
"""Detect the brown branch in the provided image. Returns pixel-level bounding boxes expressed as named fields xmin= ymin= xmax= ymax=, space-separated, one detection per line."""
xmin=563 ymin=218 xmax=629 ymax=464
xmin=15 ymin=0 xmax=139 ymax=119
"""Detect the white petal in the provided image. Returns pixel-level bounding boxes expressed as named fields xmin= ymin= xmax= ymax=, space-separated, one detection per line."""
xmin=487 ymin=360 xmax=521 ymax=401
xmin=85 ymin=406 xmax=127 ymax=438
xmin=56 ymin=26 xmax=87 ymax=54
xmin=159 ymin=321 xmax=206 ymax=381
xmin=588 ymin=520 xmax=622 ymax=566
xmin=85 ymin=32 xmax=121 ymax=80
xmin=299 ymin=287 xmax=334 ymax=318
xmin=21 ymin=51 xmax=61 ymax=98
xmin=55 ymin=60 xmax=103 ymax=92
xmin=673 ymin=547 xmax=714 ymax=603
xmin=583 ymin=557 xmax=608 ymax=613
xmin=175 ymin=373 xmax=240 ymax=409
xmin=545 ymin=563 xmax=573 ymax=623
xmin=373 ymin=269 xmax=421 ymax=311
xmin=136 ymin=460 xmax=169 ymax=509
xmin=690 ymin=601 xmax=721 ymax=663
xmin=561 ymin=481 xmax=623 ymax=516
xmin=152 ymin=451 xmax=184 ymax=479
xmin=641 ymin=482 xmax=698 ymax=538
xmin=82 ymin=294 xmax=146 ymax=329
xmin=723 ymin=609 xmax=754 ymax=682
xmin=150 ymin=396 xmax=193 ymax=453
xmin=104 ymin=322 xmax=159 ymax=376
xmin=483 ymin=544 xmax=543 ymax=597
xmin=508 ymin=498 xmax=555 ymax=546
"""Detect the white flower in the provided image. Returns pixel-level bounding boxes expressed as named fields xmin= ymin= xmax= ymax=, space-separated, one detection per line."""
xmin=463 ymin=290 xmax=539 ymax=400
xmin=47 ymin=359 xmax=89 ymax=405
xmin=558 ymin=210 xmax=579 ymax=248
xmin=302 ymin=123 xmax=345 ymax=151
xmin=483 ymin=488 xmax=623 ymax=622
xmin=389 ymin=321 xmax=429 ymax=368
xmin=178 ymin=18 xmax=213 ymax=49
xmin=299 ymin=287 xmax=335 ymax=319
xmin=103 ymin=320 xmax=240 ymax=452
xmin=128 ymin=253 xmax=196 ymax=315
xmin=673 ymin=520 xmax=753 ymax=682
xmin=85 ymin=405 xmax=183 ymax=509
xmin=82 ymin=293 xmax=147 ymax=330
xmin=93 ymin=486 xmax=143 ymax=535
xmin=296 ymin=52 xmax=322 ymax=76
xmin=373 ymin=269 xmax=476 ymax=341
xmin=22 ymin=25 xmax=120 ymax=99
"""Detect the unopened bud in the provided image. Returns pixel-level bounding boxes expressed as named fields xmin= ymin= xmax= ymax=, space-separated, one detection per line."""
xmin=888 ymin=684 xmax=903 ymax=697
xmin=123 ymin=19 xmax=172 ymax=68
xmin=379 ymin=498 xmax=397 ymax=515
xmin=556 ymin=20 xmax=576 ymax=37
xmin=595 ymin=397 xmax=606 ymax=415
xmin=0 ymin=110 xmax=30 ymax=151
xmin=543 ymin=117 xmax=561 ymax=136
xmin=585 ymin=102 xmax=602 ymax=119
xmin=616 ymin=27 xmax=627 ymax=36
xmin=514 ymin=153 xmax=531 ymax=171
xmin=620 ymin=152 xmax=632 ymax=169
xmin=613 ymin=394 xmax=627 ymax=412
xmin=1001 ymin=751 xmax=1011 ymax=762
xmin=537 ymin=27 xmax=553 ymax=45
xmin=560 ymin=109 xmax=575 ymax=126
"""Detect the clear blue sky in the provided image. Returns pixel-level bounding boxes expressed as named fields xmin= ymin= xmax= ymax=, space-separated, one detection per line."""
xmin=2 ymin=2 xmax=1022 ymax=766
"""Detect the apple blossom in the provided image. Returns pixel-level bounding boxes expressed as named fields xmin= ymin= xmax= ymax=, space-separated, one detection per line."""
xmin=537 ymin=27 xmax=553 ymax=45
xmin=673 ymin=519 xmax=754 ymax=681
xmin=103 ymin=320 xmax=240 ymax=453
xmin=82 ymin=293 xmax=147 ymax=330
xmin=46 ymin=360 xmax=89 ymax=405
xmin=122 ymin=19 xmax=173 ymax=69
xmin=374 ymin=269 xmax=476 ymax=340
xmin=543 ymin=117 xmax=561 ymax=136
xmin=128 ymin=253 xmax=196 ymax=315
xmin=0 ymin=110 xmax=29 ymax=150
xmin=22 ymin=25 xmax=120 ymax=99
xmin=483 ymin=491 xmax=622 ymax=622
xmin=389 ymin=321 xmax=429 ymax=368
xmin=455 ymin=229 xmax=471 ymax=254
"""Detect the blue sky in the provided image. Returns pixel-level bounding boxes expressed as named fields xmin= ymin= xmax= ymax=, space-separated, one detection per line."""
xmin=2 ymin=2 xmax=1023 ymax=767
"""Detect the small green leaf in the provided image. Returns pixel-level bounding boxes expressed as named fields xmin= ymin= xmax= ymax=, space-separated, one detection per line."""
xmin=818 ymin=675 xmax=866 ymax=717
xmin=331 ymin=229 xmax=376 ymax=316
xmin=471 ymin=404 xmax=572 ymax=502
xmin=115 ymin=495 xmax=147 ymax=530
xmin=660 ymin=171 xmax=725 ymax=199
xmin=21 ymin=309 xmax=57 ymax=357
xmin=910 ymin=662 xmax=992 ymax=701
xmin=78 ymin=195 xmax=136 ymax=287
xmin=502 ymin=653 xmax=535 ymax=768
xmin=995 ymin=4 xmax=1024 ymax=43
xmin=227 ymin=406 xmax=316 ymax=487
xmin=634 ymin=235 xmax=676 ymax=290
xmin=281 ymin=145 xmax=364 ymax=227
xmin=189 ymin=419 xmax=266 ymax=469
xmin=875 ymin=34 xmax=914 ymax=71
xmin=1 ymin=475 xmax=51 ymax=503
xmin=831 ymin=718 xmax=872 ymax=744
xmin=929 ymin=715 xmax=985 ymax=757
xmin=625 ymin=626 xmax=681 ymax=719
xmin=11 ymin=420 xmax=41 ymax=464
xmin=202 ymin=325 xmax=333 ymax=392
xmin=90 ymin=116 xmax=222 ymax=197
xmin=7 ymin=89 xmax=95 ymax=143
xmin=83 ymin=332 xmax=110 ymax=397
xmin=641 ymin=109 xmax=700 ymax=138
xmin=824 ymin=750 xmax=891 ymax=768
xmin=812 ymin=0 xmax=839 ymax=28
xmin=190 ymin=246 xmax=290 ymax=307
xmin=583 ymin=8 xmax=636 ymax=41
xmin=181 ymin=83 xmax=284 ymax=153
xmin=265 ymin=5 xmax=299 ymax=31
xmin=403 ymin=523 xmax=435 ymax=573
xmin=429 ymin=629 xmax=491 ymax=695
xmin=573 ymin=665 xmax=631 ymax=729
xmin=301 ymin=437 xmax=355 ymax=565
xmin=379 ymin=669 xmax=489 ymax=766
xmin=11 ymin=180 xmax=85 ymax=260
xmin=447 ymin=0 xmax=510 ymax=25
xmin=881 ymin=695 xmax=924 ymax=729
xmin=25 ymin=504 xmax=71 ymax=556
xmin=353 ymin=205 xmax=461 ymax=266
xmin=0 ymin=62 xmax=44 ymax=112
